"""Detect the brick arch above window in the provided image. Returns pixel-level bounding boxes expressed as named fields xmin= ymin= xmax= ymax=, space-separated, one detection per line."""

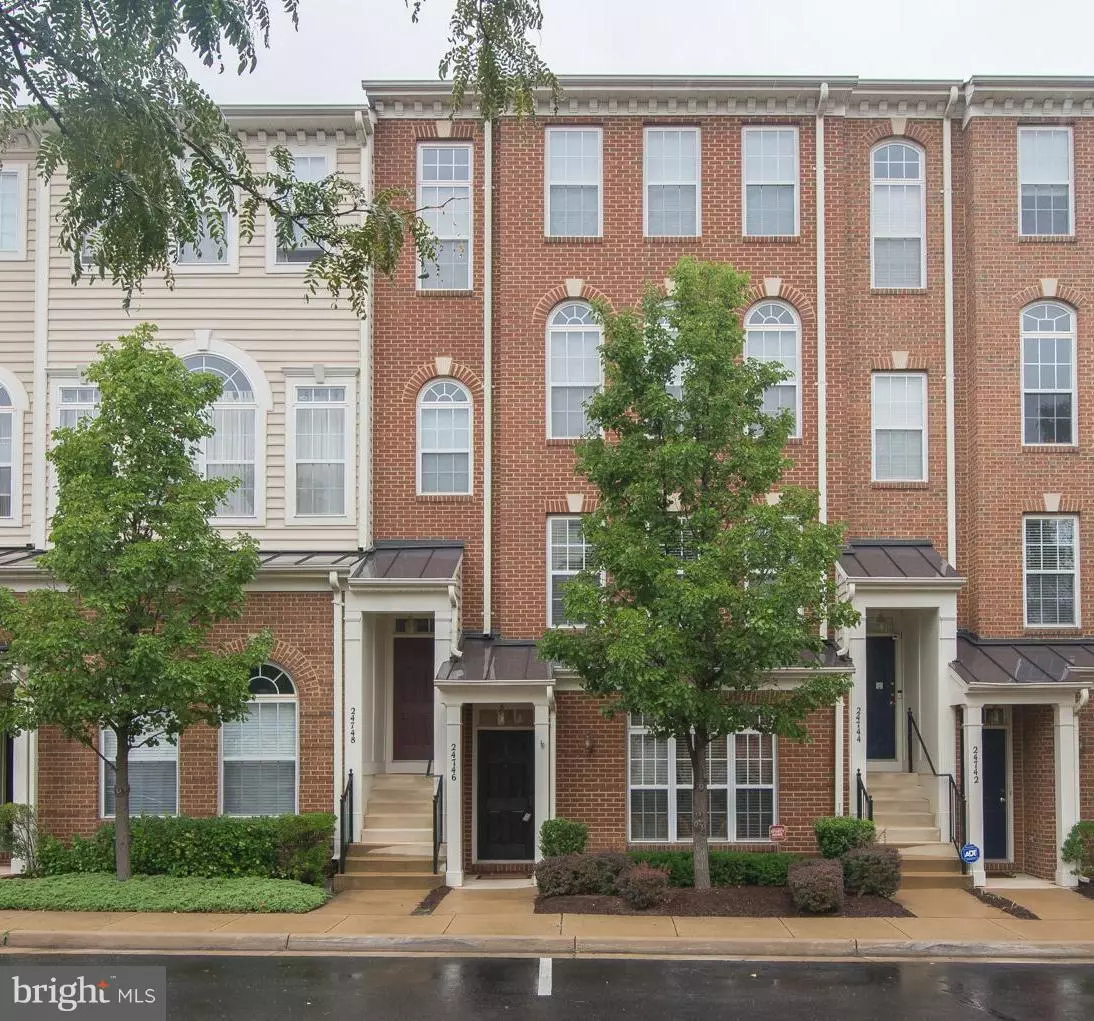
xmin=532 ymin=281 xmax=614 ymax=326
xmin=741 ymin=281 xmax=816 ymax=325
xmin=216 ymin=639 xmax=323 ymax=704
xmin=402 ymin=359 xmax=484 ymax=400
xmin=863 ymin=122 xmax=933 ymax=149
xmin=1012 ymin=281 xmax=1086 ymax=311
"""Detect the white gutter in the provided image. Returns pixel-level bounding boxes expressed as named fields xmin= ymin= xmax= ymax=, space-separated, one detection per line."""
xmin=31 ymin=175 xmax=50 ymax=549
xmin=834 ymin=695 xmax=845 ymax=815
xmin=328 ymin=571 xmax=345 ymax=855
xmin=815 ymin=83 xmax=829 ymax=525
xmin=943 ymin=86 xmax=959 ymax=567
xmin=482 ymin=119 xmax=494 ymax=635
xmin=356 ymin=106 xmax=376 ymax=551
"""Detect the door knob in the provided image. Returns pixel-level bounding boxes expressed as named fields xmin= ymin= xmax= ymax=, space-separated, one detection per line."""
xmin=999 ymin=797 xmax=1006 ymax=804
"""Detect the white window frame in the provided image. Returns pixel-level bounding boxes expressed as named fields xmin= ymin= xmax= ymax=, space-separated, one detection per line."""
xmin=287 ymin=378 xmax=354 ymax=523
xmin=0 ymin=163 xmax=28 ymax=261
xmin=744 ymin=300 xmax=802 ymax=438
xmin=741 ymin=126 xmax=799 ymax=238
xmin=546 ymin=301 xmax=603 ymax=440
xmin=546 ymin=515 xmax=593 ymax=629
xmin=871 ymin=372 xmax=928 ymax=483
xmin=870 ymin=139 xmax=927 ymax=289
xmin=626 ymin=716 xmax=778 ymax=844
xmin=49 ymin=378 xmax=101 ymax=518
xmin=544 ymin=127 xmax=603 ymax=238
xmin=174 ymin=158 xmax=239 ymax=274
xmin=416 ymin=142 xmax=473 ymax=291
xmin=416 ymin=378 xmax=473 ymax=496
xmin=1018 ymin=126 xmax=1074 ymax=238
xmin=1020 ymin=301 xmax=1077 ymax=447
xmin=1023 ymin=514 xmax=1081 ymax=629
xmin=0 ymin=369 xmax=28 ymax=527
xmin=265 ymin=147 xmax=337 ymax=272
xmin=643 ymin=126 xmax=701 ymax=238
xmin=99 ymin=729 xmax=180 ymax=820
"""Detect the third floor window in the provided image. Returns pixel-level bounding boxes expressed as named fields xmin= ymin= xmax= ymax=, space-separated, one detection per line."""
xmin=1021 ymin=301 xmax=1075 ymax=445
xmin=742 ymin=127 xmax=798 ymax=237
xmin=418 ymin=143 xmax=472 ymax=290
xmin=545 ymin=128 xmax=602 ymax=238
xmin=644 ymin=127 xmax=700 ymax=237
xmin=1019 ymin=127 xmax=1072 ymax=237
xmin=871 ymin=141 xmax=925 ymax=289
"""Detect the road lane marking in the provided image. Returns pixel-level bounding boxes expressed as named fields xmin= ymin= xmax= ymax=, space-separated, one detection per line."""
xmin=537 ymin=956 xmax=552 ymax=997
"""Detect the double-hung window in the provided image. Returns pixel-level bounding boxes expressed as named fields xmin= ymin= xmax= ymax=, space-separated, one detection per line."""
xmin=418 ymin=144 xmax=472 ymax=289
xmin=177 ymin=159 xmax=236 ymax=269
xmin=0 ymin=165 xmax=26 ymax=259
xmin=293 ymin=385 xmax=348 ymax=516
xmin=56 ymin=385 xmax=100 ymax=429
xmin=872 ymin=373 xmax=927 ymax=482
xmin=545 ymin=128 xmax=602 ymax=237
xmin=548 ymin=516 xmax=590 ymax=627
xmin=1021 ymin=302 xmax=1076 ymax=445
xmin=742 ymin=127 xmax=798 ymax=237
xmin=548 ymin=302 xmax=601 ymax=438
xmin=871 ymin=141 xmax=925 ymax=288
xmin=1019 ymin=127 xmax=1072 ymax=237
xmin=628 ymin=717 xmax=776 ymax=842
xmin=1024 ymin=516 xmax=1079 ymax=627
xmin=645 ymin=128 xmax=700 ymax=237
xmin=418 ymin=380 xmax=472 ymax=495
xmin=101 ymin=729 xmax=178 ymax=817
xmin=745 ymin=302 xmax=800 ymax=436
xmin=274 ymin=152 xmax=329 ymax=265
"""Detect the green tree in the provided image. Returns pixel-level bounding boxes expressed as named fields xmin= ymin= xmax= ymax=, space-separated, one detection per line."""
xmin=0 ymin=325 xmax=272 ymax=880
xmin=539 ymin=259 xmax=859 ymax=890
xmin=0 ymin=1 xmax=558 ymax=313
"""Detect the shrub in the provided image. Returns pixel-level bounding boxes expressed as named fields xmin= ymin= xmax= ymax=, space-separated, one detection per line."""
xmin=788 ymin=858 xmax=844 ymax=913
xmin=534 ymin=852 xmax=631 ymax=897
xmin=0 ymin=803 xmax=40 ymax=876
xmin=37 ymin=814 xmax=335 ymax=886
xmin=540 ymin=818 xmax=589 ymax=858
xmin=615 ymin=863 xmax=670 ymax=909
xmin=1062 ymin=820 xmax=1094 ymax=880
xmin=842 ymin=844 xmax=901 ymax=897
xmin=813 ymin=816 xmax=876 ymax=859
xmin=628 ymin=850 xmax=800 ymax=887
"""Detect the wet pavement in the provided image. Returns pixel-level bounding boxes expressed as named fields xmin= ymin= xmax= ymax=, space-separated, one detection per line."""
xmin=5 ymin=954 xmax=1094 ymax=1019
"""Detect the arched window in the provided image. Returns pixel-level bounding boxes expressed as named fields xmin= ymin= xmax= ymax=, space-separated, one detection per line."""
xmin=222 ymin=664 xmax=298 ymax=816
xmin=744 ymin=302 xmax=801 ymax=437
xmin=871 ymin=141 xmax=925 ymax=289
xmin=0 ymin=386 xmax=13 ymax=520
xmin=548 ymin=302 xmax=601 ymax=438
xmin=1022 ymin=301 xmax=1076 ymax=445
xmin=418 ymin=380 xmax=472 ymax=494
xmin=184 ymin=353 xmax=257 ymax=517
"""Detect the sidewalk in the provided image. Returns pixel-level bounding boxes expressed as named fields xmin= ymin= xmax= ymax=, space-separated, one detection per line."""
xmin=2 ymin=885 xmax=1094 ymax=958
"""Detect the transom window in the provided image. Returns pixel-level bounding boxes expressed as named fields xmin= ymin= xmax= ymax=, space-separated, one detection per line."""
xmin=628 ymin=717 xmax=776 ymax=842
xmin=184 ymin=354 xmax=256 ymax=518
xmin=871 ymin=141 xmax=925 ymax=289
xmin=418 ymin=380 xmax=472 ymax=495
xmin=0 ymin=385 xmax=13 ymax=520
xmin=1022 ymin=302 xmax=1076 ymax=445
xmin=1024 ymin=516 xmax=1079 ymax=627
xmin=57 ymin=385 xmax=100 ymax=429
xmin=742 ymin=127 xmax=798 ymax=237
xmin=0 ymin=167 xmax=24 ymax=256
xmin=745 ymin=302 xmax=800 ymax=436
xmin=293 ymin=385 xmax=348 ymax=516
xmin=418 ymin=144 xmax=472 ymax=290
xmin=222 ymin=664 xmax=298 ymax=816
xmin=101 ymin=729 xmax=178 ymax=817
xmin=872 ymin=373 xmax=927 ymax=482
xmin=548 ymin=302 xmax=601 ymax=439
xmin=645 ymin=128 xmax=700 ymax=237
xmin=548 ymin=516 xmax=590 ymax=627
xmin=1019 ymin=127 xmax=1072 ymax=237
xmin=274 ymin=152 xmax=329 ymax=265
xmin=545 ymin=128 xmax=602 ymax=237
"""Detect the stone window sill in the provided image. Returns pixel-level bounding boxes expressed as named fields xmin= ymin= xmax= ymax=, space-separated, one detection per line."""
xmin=742 ymin=234 xmax=801 ymax=244
xmin=544 ymin=235 xmax=603 ymax=244
xmin=871 ymin=480 xmax=930 ymax=490
xmin=1019 ymin=234 xmax=1077 ymax=244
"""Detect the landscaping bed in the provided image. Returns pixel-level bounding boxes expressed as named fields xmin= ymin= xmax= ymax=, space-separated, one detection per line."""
xmin=536 ymin=886 xmax=912 ymax=917
xmin=0 ymin=873 xmax=328 ymax=913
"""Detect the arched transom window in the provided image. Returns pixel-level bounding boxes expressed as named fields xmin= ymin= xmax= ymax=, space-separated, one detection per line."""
xmin=871 ymin=141 xmax=925 ymax=289
xmin=745 ymin=302 xmax=801 ymax=437
xmin=548 ymin=302 xmax=601 ymax=439
xmin=1022 ymin=301 xmax=1076 ymax=445
xmin=0 ymin=385 xmax=13 ymax=520
xmin=418 ymin=380 xmax=472 ymax=495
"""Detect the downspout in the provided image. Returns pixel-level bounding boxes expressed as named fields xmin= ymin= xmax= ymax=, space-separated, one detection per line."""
xmin=943 ymin=86 xmax=959 ymax=567
xmin=329 ymin=571 xmax=345 ymax=853
xmin=356 ymin=106 xmax=376 ymax=551
xmin=482 ymin=119 xmax=494 ymax=635
xmin=815 ymin=83 xmax=829 ymax=525
xmin=31 ymin=173 xmax=50 ymax=549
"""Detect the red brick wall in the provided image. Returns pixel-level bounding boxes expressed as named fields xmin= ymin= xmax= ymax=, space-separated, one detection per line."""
xmin=1017 ymin=705 xmax=1057 ymax=880
xmin=36 ymin=590 xmax=334 ymax=841
xmin=1082 ymin=710 xmax=1094 ymax=822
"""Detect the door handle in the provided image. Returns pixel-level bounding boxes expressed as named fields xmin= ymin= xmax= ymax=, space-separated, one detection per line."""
xmin=999 ymin=797 xmax=1007 ymax=804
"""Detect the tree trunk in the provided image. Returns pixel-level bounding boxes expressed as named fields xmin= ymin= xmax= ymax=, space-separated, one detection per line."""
xmin=689 ymin=732 xmax=712 ymax=891
xmin=113 ymin=738 xmax=132 ymax=882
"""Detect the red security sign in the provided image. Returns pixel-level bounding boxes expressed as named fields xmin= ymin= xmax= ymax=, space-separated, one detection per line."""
xmin=769 ymin=823 xmax=787 ymax=842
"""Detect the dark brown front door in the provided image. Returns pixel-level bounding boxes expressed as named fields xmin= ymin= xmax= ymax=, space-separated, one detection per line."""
xmin=477 ymin=730 xmax=535 ymax=860
xmin=392 ymin=637 xmax=434 ymax=761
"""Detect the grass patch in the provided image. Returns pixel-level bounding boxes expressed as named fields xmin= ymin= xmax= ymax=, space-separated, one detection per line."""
xmin=0 ymin=874 xmax=328 ymax=913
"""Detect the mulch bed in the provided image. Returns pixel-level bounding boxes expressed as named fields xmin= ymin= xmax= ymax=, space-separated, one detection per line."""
xmin=1074 ymin=881 xmax=1094 ymax=901
xmin=968 ymin=888 xmax=1039 ymax=920
xmin=536 ymin=886 xmax=913 ymax=918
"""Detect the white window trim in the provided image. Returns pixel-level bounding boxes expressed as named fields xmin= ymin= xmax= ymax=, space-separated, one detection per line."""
xmin=545 ymin=301 xmax=603 ymax=440
xmin=741 ymin=126 xmax=800 ymax=238
xmin=544 ymin=126 xmax=603 ymax=239
xmin=1018 ymin=126 xmax=1074 ymax=238
xmin=744 ymin=300 xmax=802 ymax=439
xmin=0 ymin=163 xmax=29 ymax=261
xmin=870 ymin=139 xmax=927 ymax=290
xmin=416 ymin=142 xmax=474 ymax=292
xmin=218 ymin=687 xmax=300 ymax=818
xmin=264 ymin=146 xmax=338 ymax=273
xmin=286 ymin=376 xmax=356 ymax=524
xmin=643 ymin=126 xmax=702 ymax=238
xmin=0 ymin=369 xmax=28 ymax=527
xmin=546 ymin=514 xmax=592 ymax=629
xmin=871 ymin=371 xmax=929 ymax=483
xmin=1020 ymin=302 xmax=1078 ymax=448
xmin=99 ymin=729 xmax=180 ymax=820
xmin=625 ymin=719 xmax=779 ymax=844
xmin=416 ymin=378 xmax=474 ymax=497
xmin=48 ymin=374 xmax=101 ymax=520
xmin=1023 ymin=514 xmax=1081 ymax=629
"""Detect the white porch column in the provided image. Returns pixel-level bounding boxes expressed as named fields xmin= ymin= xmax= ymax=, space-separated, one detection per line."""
xmin=848 ymin=612 xmax=868 ymax=807
xmin=10 ymin=730 xmax=36 ymax=875
xmin=934 ymin=604 xmax=959 ymax=840
xmin=1053 ymin=701 xmax=1081 ymax=887
xmin=534 ymin=702 xmax=550 ymax=861
xmin=343 ymin=608 xmax=364 ymax=841
xmin=962 ymin=703 xmax=986 ymax=887
xmin=433 ymin=607 xmax=454 ymax=775
xmin=444 ymin=702 xmax=464 ymax=888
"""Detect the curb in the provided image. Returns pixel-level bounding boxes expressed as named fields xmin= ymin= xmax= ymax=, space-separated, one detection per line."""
xmin=2 ymin=931 xmax=289 ymax=952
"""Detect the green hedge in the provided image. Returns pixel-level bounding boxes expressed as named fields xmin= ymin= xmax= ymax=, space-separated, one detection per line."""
xmin=628 ymin=850 xmax=800 ymax=887
xmin=1062 ymin=820 xmax=1094 ymax=880
xmin=813 ymin=817 xmax=876 ymax=859
xmin=37 ymin=813 xmax=335 ymax=886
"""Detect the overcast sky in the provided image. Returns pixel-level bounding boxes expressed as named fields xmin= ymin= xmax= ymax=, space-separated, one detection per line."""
xmin=188 ymin=0 xmax=1094 ymax=105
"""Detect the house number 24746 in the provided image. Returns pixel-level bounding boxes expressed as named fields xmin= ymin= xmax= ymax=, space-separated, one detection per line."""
xmin=450 ymin=742 xmax=458 ymax=782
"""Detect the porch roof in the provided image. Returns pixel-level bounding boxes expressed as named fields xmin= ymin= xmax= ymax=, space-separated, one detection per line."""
xmin=351 ymin=540 xmax=463 ymax=584
xmin=838 ymin=538 xmax=960 ymax=582
xmin=0 ymin=546 xmax=369 ymax=575
xmin=953 ymin=631 xmax=1094 ymax=686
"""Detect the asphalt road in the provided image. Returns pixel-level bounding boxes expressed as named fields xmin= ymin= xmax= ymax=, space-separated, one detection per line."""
xmin=4 ymin=955 xmax=1094 ymax=1020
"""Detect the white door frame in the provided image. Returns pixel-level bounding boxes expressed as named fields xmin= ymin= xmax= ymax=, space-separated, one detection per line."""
xmin=981 ymin=705 xmax=1014 ymax=863
xmin=865 ymin=632 xmax=904 ymax=772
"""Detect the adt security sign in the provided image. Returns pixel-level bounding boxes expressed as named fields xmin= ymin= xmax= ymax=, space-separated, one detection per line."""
xmin=960 ymin=843 xmax=981 ymax=865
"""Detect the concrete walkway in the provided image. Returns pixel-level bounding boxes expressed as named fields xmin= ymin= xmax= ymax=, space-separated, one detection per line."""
xmin=2 ymin=885 xmax=1093 ymax=958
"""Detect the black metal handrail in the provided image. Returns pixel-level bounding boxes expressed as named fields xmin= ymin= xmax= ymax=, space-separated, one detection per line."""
xmin=856 ymin=769 xmax=874 ymax=820
xmin=906 ymin=710 xmax=966 ymax=861
xmin=338 ymin=770 xmax=354 ymax=875
xmin=431 ymin=773 xmax=443 ymax=876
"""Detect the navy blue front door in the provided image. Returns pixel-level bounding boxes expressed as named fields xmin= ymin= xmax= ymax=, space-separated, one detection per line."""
xmin=866 ymin=637 xmax=897 ymax=760
xmin=982 ymin=728 xmax=1009 ymax=860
